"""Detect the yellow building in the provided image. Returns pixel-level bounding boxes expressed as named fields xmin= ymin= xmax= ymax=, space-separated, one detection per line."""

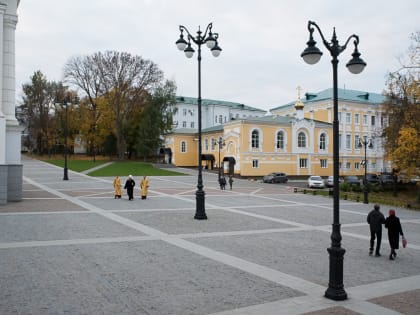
xmin=164 ymin=88 xmax=390 ymax=178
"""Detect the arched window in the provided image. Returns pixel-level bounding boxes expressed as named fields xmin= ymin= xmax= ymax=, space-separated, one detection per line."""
xmin=298 ymin=132 xmax=306 ymax=148
xmin=181 ymin=141 xmax=187 ymax=153
xmin=319 ymin=133 xmax=326 ymax=150
xmin=276 ymin=131 xmax=284 ymax=149
xmin=251 ymin=130 xmax=259 ymax=148
xmin=204 ymin=138 xmax=208 ymax=151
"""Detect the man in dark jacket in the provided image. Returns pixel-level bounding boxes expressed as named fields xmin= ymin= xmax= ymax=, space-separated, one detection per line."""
xmin=124 ymin=175 xmax=136 ymax=201
xmin=367 ymin=204 xmax=385 ymax=256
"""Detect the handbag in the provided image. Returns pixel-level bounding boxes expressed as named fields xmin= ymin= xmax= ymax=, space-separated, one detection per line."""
xmin=402 ymin=236 xmax=407 ymax=248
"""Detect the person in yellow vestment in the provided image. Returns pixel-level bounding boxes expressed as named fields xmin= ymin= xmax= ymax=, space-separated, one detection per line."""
xmin=113 ymin=176 xmax=122 ymax=199
xmin=140 ymin=176 xmax=149 ymax=199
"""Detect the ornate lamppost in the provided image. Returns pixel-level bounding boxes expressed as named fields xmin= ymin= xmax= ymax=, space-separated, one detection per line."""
xmin=301 ymin=20 xmax=366 ymax=301
xmin=359 ymin=138 xmax=373 ymax=204
xmin=63 ymin=96 xmax=70 ymax=181
xmin=175 ymin=23 xmax=222 ymax=220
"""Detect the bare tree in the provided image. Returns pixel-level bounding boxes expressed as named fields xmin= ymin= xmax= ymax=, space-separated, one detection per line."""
xmin=64 ymin=51 xmax=164 ymax=160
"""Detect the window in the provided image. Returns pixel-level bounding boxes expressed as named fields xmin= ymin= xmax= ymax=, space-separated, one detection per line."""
xmin=363 ymin=115 xmax=368 ymax=125
xmin=204 ymin=138 xmax=208 ymax=151
xmin=211 ymin=138 xmax=215 ymax=150
xmin=355 ymin=113 xmax=359 ymax=125
xmin=339 ymin=134 xmax=342 ymax=149
xmin=371 ymin=116 xmax=376 ymax=126
xmin=251 ymin=130 xmax=259 ymax=149
xmin=346 ymin=162 xmax=351 ymax=169
xmin=218 ymin=115 xmax=223 ymax=124
xmin=215 ymin=116 xmax=218 ymax=123
xmin=298 ymin=132 xmax=306 ymax=148
xmin=346 ymin=134 xmax=351 ymax=150
xmin=190 ymin=122 xmax=194 ymax=128
xmin=181 ymin=141 xmax=186 ymax=153
xmin=355 ymin=135 xmax=360 ymax=148
xmin=182 ymin=121 xmax=186 ymax=128
xmin=183 ymin=109 xmax=187 ymax=116
xmin=338 ymin=112 xmax=342 ymax=122
xmin=320 ymin=159 xmax=328 ymax=168
xmin=319 ymin=133 xmax=326 ymax=150
xmin=346 ymin=113 xmax=351 ymax=124
xmin=355 ymin=162 xmax=360 ymax=170
xmin=252 ymin=159 xmax=259 ymax=168
xmin=299 ymin=158 xmax=308 ymax=168
xmin=276 ymin=131 xmax=284 ymax=149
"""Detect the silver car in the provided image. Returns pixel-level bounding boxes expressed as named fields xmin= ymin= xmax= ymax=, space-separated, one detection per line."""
xmin=307 ymin=176 xmax=325 ymax=188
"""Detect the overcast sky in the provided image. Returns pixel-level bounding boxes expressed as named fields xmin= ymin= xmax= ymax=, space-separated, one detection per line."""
xmin=15 ymin=0 xmax=419 ymax=111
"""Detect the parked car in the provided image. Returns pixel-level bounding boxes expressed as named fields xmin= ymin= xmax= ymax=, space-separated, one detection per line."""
xmin=398 ymin=173 xmax=420 ymax=184
xmin=263 ymin=172 xmax=288 ymax=183
xmin=325 ymin=176 xmax=343 ymax=188
xmin=344 ymin=176 xmax=361 ymax=186
xmin=307 ymin=176 xmax=325 ymax=188
xmin=365 ymin=173 xmax=380 ymax=184
xmin=379 ymin=174 xmax=395 ymax=185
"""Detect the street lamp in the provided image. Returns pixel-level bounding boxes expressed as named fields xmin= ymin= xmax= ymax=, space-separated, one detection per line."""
xmin=63 ymin=96 xmax=70 ymax=180
xmin=301 ymin=21 xmax=366 ymax=301
xmin=175 ymin=23 xmax=222 ymax=220
xmin=359 ymin=138 xmax=373 ymax=204
xmin=214 ymin=137 xmax=225 ymax=179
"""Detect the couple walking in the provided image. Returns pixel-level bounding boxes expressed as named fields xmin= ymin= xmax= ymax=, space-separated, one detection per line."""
xmin=367 ymin=204 xmax=405 ymax=260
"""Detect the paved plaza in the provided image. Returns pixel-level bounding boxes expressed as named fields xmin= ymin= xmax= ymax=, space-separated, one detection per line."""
xmin=1 ymin=157 xmax=420 ymax=315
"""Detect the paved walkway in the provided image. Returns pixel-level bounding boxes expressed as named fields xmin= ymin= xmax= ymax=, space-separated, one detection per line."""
xmin=1 ymin=157 xmax=420 ymax=314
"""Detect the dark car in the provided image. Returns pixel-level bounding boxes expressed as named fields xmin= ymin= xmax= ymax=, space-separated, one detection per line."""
xmin=344 ymin=176 xmax=361 ymax=186
xmin=365 ymin=173 xmax=380 ymax=184
xmin=379 ymin=174 xmax=395 ymax=185
xmin=263 ymin=172 xmax=288 ymax=183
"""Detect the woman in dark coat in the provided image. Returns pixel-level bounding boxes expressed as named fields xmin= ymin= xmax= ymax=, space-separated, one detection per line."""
xmin=384 ymin=209 xmax=404 ymax=260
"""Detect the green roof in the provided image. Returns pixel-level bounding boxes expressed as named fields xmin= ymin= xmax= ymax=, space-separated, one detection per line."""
xmin=242 ymin=115 xmax=332 ymax=127
xmin=176 ymin=96 xmax=266 ymax=113
xmin=270 ymin=88 xmax=386 ymax=112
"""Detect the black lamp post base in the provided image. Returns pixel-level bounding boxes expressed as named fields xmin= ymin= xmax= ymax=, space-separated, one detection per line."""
xmin=363 ymin=188 xmax=368 ymax=204
xmin=63 ymin=168 xmax=69 ymax=181
xmin=325 ymin=246 xmax=347 ymax=301
xmin=194 ymin=190 xmax=207 ymax=220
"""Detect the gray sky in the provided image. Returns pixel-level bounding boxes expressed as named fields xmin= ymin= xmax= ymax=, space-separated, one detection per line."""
xmin=15 ymin=0 xmax=419 ymax=111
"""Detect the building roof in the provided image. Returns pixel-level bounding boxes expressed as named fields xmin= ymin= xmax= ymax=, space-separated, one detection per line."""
xmin=270 ymin=88 xmax=387 ymax=112
xmin=176 ymin=96 xmax=267 ymax=113
xmin=230 ymin=115 xmax=332 ymax=128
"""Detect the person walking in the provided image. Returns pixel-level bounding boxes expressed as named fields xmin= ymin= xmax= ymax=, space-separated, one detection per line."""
xmin=367 ymin=204 xmax=385 ymax=256
xmin=140 ymin=176 xmax=149 ymax=200
xmin=385 ymin=209 xmax=404 ymax=260
xmin=228 ymin=176 xmax=233 ymax=190
xmin=113 ymin=175 xmax=122 ymax=199
xmin=124 ymin=175 xmax=136 ymax=201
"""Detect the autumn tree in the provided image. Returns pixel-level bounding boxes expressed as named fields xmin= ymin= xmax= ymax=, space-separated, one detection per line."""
xmin=383 ymin=31 xmax=420 ymax=176
xmin=64 ymin=51 xmax=170 ymax=160
xmin=64 ymin=55 xmax=102 ymax=161
xmin=19 ymin=71 xmax=68 ymax=154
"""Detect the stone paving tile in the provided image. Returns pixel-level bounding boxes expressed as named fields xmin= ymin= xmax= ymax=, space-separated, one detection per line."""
xmin=0 ymin=241 xmax=302 ymax=315
xmin=117 ymin=209 xmax=294 ymax=235
xmin=0 ymin=213 xmax=145 ymax=242
xmin=302 ymin=306 xmax=362 ymax=315
xmin=190 ymin=230 xmax=420 ymax=288
xmin=0 ymin=198 xmax=87 ymax=213
xmin=368 ymin=289 xmax=420 ymax=315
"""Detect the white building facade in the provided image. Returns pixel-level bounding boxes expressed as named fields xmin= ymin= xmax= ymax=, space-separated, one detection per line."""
xmin=0 ymin=0 xmax=20 ymax=204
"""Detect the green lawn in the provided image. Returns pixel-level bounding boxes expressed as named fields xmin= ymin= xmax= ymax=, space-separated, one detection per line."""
xmin=42 ymin=158 xmax=187 ymax=176
xmin=87 ymin=161 xmax=187 ymax=176
xmin=44 ymin=159 xmax=109 ymax=172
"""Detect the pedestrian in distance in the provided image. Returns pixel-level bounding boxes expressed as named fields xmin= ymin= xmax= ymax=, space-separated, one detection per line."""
xmin=124 ymin=175 xmax=136 ymax=201
xmin=228 ymin=176 xmax=233 ymax=190
xmin=219 ymin=176 xmax=226 ymax=190
xmin=385 ymin=209 xmax=404 ymax=260
xmin=140 ymin=175 xmax=149 ymax=200
xmin=113 ymin=175 xmax=122 ymax=199
xmin=367 ymin=204 xmax=385 ymax=257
